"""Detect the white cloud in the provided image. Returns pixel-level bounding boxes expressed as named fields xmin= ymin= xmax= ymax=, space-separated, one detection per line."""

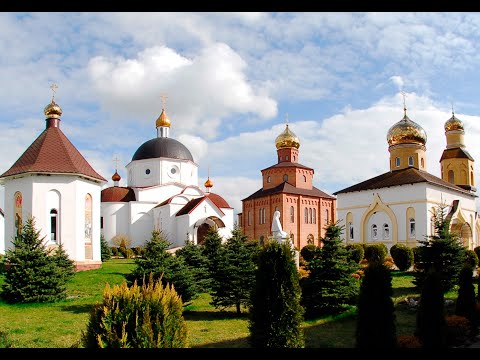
xmin=390 ymin=76 xmax=404 ymax=90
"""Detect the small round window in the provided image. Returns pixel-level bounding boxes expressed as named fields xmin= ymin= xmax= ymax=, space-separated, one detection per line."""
xmin=168 ymin=165 xmax=180 ymax=178
xmin=145 ymin=169 xmax=151 ymax=175
xmin=171 ymin=168 xmax=176 ymax=174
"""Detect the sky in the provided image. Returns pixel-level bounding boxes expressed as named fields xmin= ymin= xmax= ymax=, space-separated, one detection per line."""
xmin=2 ymin=12 xmax=480 ymax=216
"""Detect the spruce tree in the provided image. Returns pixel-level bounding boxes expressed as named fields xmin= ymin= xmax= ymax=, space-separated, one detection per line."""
xmin=201 ymin=226 xmax=224 ymax=291
xmin=413 ymin=203 xmax=467 ymax=292
xmin=175 ymin=238 xmax=210 ymax=293
xmin=300 ymin=221 xmax=359 ymax=319
xmin=127 ymin=229 xmax=198 ymax=305
xmin=355 ymin=261 xmax=397 ymax=349
xmin=2 ymin=216 xmax=74 ymax=303
xmin=100 ymin=234 xmax=112 ymax=262
xmin=455 ymin=265 xmax=477 ymax=334
xmin=415 ymin=270 xmax=447 ymax=348
xmin=210 ymin=226 xmax=260 ymax=314
xmin=248 ymin=240 xmax=304 ymax=348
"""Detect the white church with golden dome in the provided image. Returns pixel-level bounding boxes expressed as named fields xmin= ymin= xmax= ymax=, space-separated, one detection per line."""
xmin=100 ymin=103 xmax=234 ymax=249
xmin=334 ymin=104 xmax=479 ymax=250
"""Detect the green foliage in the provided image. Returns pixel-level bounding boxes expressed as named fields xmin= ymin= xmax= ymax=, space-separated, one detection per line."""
xmin=249 ymin=241 xmax=304 ymax=348
xmin=364 ymin=243 xmax=388 ymax=264
xmin=0 ymin=331 xmax=14 ymax=348
xmin=300 ymin=244 xmax=321 ymax=263
xmin=127 ymin=229 xmax=198 ymax=305
xmin=415 ymin=270 xmax=447 ymax=348
xmin=474 ymin=246 xmax=480 ymax=265
xmin=100 ymin=234 xmax=112 ymax=262
xmin=355 ymin=262 xmax=397 ymax=349
xmin=390 ymin=244 xmax=414 ymax=271
xmin=1 ymin=216 xmax=75 ymax=303
xmin=300 ymin=221 xmax=360 ymax=319
xmin=413 ymin=204 xmax=467 ymax=293
xmin=81 ymin=275 xmax=188 ymax=348
xmin=345 ymin=243 xmax=365 ymax=264
xmin=210 ymin=226 xmax=260 ymax=314
xmin=455 ymin=266 xmax=477 ymax=333
xmin=201 ymin=227 xmax=225 ymax=291
xmin=175 ymin=239 xmax=210 ymax=293
xmin=111 ymin=247 xmax=118 ymax=257
xmin=465 ymin=249 xmax=479 ymax=269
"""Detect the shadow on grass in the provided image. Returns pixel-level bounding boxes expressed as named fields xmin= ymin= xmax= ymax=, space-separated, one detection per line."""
xmin=184 ymin=310 xmax=249 ymax=321
xmin=60 ymin=304 xmax=94 ymax=314
xmin=392 ymin=286 xmax=418 ymax=299
xmin=192 ymin=337 xmax=250 ymax=348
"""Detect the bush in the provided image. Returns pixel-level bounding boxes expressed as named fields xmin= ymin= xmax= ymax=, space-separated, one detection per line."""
xmin=474 ymin=246 xmax=480 ymax=263
xmin=465 ymin=250 xmax=479 ymax=269
xmin=111 ymin=234 xmax=132 ymax=249
xmin=390 ymin=244 xmax=414 ymax=271
xmin=396 ymin=335 xmax=421 ymax=348
xmin=445 ymin=315 xmax=472 ymax=347
xmin=100 ymin=235 xmax=112 ymax=262
xmin=111 ymin=247 xmax=118 ymax=257
xmin=81 ymin=275 xmax=188 ymax=348
xmin=134 ymin=246 xmax=145 ymax=257
xmin=118 ymin=246 xmax=128 ymax=258
xmin=364 ymin=244 xmax=388 ymax=264
xmin=300 ymin=244 xmax=320 ymax=263
xmin=345 ymin=244 xmax=364 ymax=264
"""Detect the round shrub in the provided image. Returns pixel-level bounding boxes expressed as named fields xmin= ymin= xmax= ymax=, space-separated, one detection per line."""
xmin=111 ymin=247 xmax=118 ymax=257
xmin=445 ymin=315 xmax=473 ymax=347
xmin=81 ymin=276 xmax=188 ymax=348
xmin=345 ymin=243 xmax=364 ymax=264
xmin=465 ymin=249 xmax=479 ymax=269
xmin=364 ymin=244 xmax=387 ymax=264
xmin=390 ymin=243 xmax=414 ymax=271
xmin=300 ymin=244 xmax=320 ymax=263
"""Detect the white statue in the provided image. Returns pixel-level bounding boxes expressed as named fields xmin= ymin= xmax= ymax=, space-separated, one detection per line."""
xmin=271 ymin=210 xmax=288 ymax=243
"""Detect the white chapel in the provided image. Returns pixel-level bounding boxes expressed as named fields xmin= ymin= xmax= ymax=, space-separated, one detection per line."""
xmin=100 ymin=103 xmax=234 ymax=249
xmin=334 ymin=104 xmax=480 ymax=251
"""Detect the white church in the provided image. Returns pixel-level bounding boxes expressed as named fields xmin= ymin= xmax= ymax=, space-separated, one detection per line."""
xmin=0 ymin=93 xmax=234 ymax=270
xmin=334 ymin=104 xmax=480 ymax=251
xmin=100 ymin=103 xmax=234 ymax=249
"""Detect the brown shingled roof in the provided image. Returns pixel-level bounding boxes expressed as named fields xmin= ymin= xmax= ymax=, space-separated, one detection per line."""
xmin=0 ymin=126 xmax=106 ymax=182
xmin=101 ymin=187 xmax=136 ymax=202
xmin=176 ymin=196 xmax=226 ymax=216
xmin=333 ymin=167 xmax=475 ymax=196
xmin=242 ymin=181 xmax=335 ymax=201
xmin=440 ymin=148 xmax=474 ymax=161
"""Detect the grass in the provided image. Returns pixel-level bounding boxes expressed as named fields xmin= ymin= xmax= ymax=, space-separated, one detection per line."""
xmin=0 ymin=259 xmax=463 ymax=348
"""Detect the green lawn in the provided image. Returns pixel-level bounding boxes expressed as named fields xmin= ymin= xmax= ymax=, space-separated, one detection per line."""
xmin=0 ymin=259 xmax=460 ymax=348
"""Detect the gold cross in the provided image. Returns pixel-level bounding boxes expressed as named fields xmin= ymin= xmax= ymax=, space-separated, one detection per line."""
xmin=50 ymin=83 xmax=58 ymax=100
xmin=401 ymin=91 xmax=407 ymax=116
xmin=160 ymin=94 xmax=168 ymax=110
xmin=451 ymin=101 xmax=455 ymax=116
xmin=113 ymin=156 xmax=120 ymax=171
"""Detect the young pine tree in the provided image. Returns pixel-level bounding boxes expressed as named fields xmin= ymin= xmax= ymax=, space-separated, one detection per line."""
xmin=413 ymin=203 xmax=467 ymax=292
xmin=175 ymin=237 xmax=210 ymax=293
xmin=355 ymin=261 xmax=397 ymax=349
xmin=455 ymin=265 xmax=477 ymax=335
xmin=127 ymin=229 xmax=198 ymax=305
xmin=249 ymin=240 xmax=304 ymax=348
xmin=415 ymin=270 xmax=447 ymax=348
xmin=210 ymin=226 xmax=260 ymax=314
xmin=300 ymin=221 xmax=360 ymax=319
xmin=100 ymin=234 xmax=112 ymax=262
xmin=201 ymin=226 xmax=225 ymax=291
xmin=2 ymin=216 xmax=75 ymax=303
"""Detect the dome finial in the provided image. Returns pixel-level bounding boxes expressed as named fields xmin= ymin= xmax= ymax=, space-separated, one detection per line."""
xmin=156 ymin=93 xmax=171 ymax=129
xmin=112 ymin=156 xmax=121 ymax=184
xmin=401 ymin=91 xmax=407 ymax=118
xmin=44 ymin=83 xmax=62 ymax=120
xmin=275 ymin=116 xmax=300 ymax=150
xmin=204 ymin=166 xmax=213 ymax=192
xmin=452 ymin=101 xmax=455 ymax=117
xmin=50 ymin=83 xmax=58 ymax=102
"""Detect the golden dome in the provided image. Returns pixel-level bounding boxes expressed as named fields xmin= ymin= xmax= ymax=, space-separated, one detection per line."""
xmin=275 ymin=124 xmax=300 ymax=149
xmin=204 ymin=177 xmax=213 ymax=188
xmin=155 ymin=109 xmax=171 ymax=128
xmin=44 ymin=99 xmax=62 ymax=119
xmin=387 ymin=114 xmax=427 ymax=147
xmin=112 ymin=171 xmax=121 ymax=182
xmin=444 ymin=113 xmax=464 ymax=132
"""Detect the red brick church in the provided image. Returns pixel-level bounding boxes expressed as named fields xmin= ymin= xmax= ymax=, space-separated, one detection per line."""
xmin=238 ymin=123 xmax=336 ymax=250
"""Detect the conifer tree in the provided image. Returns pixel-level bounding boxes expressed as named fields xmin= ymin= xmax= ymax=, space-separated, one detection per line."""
xmin=249 ymin=240 xmax=304 ymax=348
xmin=413 ymin=203 xmax=467 ymax=292
xmin=415 ymin=270 xmax=447 ymax=348
xmin=175 ymin=237 xmax=210 ymax=293
xmin=355 ymin=262 xmax=397 ymax=349
xmin=127 ymin=229 xmax=197 ymax=305
xmin=100 ymin=234 xmax=112 ymax=262
xmin=300 ymin=221 xmax=359 ymax=319
xmin=201 ymin=226 xmax=225 ymax=291
xmin=455 ymin=265 xmax=477 ymax=334
xmin=210 ymin=226 xmax=260 ymax=314
xmin=2 ymin=216 xmax=75 ymax=303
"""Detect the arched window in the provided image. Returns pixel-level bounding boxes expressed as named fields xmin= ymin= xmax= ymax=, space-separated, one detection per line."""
xmin=383 ymin=223 xmax=390 ymax=239
xmin=421 ymin=158 xmax=425 ymax=168
xmin=290 ymin=206 xmax=294 ymax=223
xmin=85 ymin=194 xmax=92 ymax=243
xmin=267 ymin=176 xmax=271 ymax=183
xmin=409 ymin=218 xmax=416 ymax=238
xmin=395 ymin=157 xmax=400 ymax=167
xmin=286 ymin=155 xmax=289 ymax=161
xmin=248 ymin=211 xmax=251 ymax=226
xmin=448 ymin=170 xmax=455 ymax=184
xmin=263 ymin=208 xmax=266 ymax=224
xmin=408 ymin=156 xmax=414 ymax=166
xmin=14 ymin=191 xmax=22 ymax=237
xmin=309 ymin=208 xmax=312 ymax=224
xmin=303 ymin=175 xmax=307 ymax=182
xmin=50 ymin=209 xmax=58 ymax=243
xmin=371 ymin=224 xmax=378 ymax=239
xmin=325 ymin=209 xmax=329 ymax=225
xmin=283 ymin=174 xmax=288 ymax=182
xmin=348 ymin=222 xmax=354 ymax=240
xmin=304 ymin=208 xmax=308 ymax=223
xmin=313 ymin=208 xmax=316 ymax=224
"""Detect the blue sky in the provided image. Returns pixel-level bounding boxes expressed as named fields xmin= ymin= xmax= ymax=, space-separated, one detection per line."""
xmin=2 ymin=12 xmax=480 ymax=215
